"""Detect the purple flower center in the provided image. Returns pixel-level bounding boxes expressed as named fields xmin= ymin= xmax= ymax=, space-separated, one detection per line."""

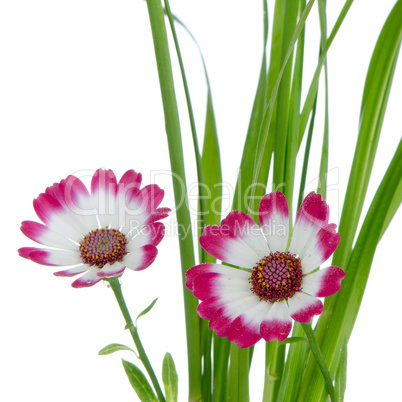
xmin=80 ymin=227 xmax=127 ymax=268
xmin=249 ymin=252 xmax=304 ymax=302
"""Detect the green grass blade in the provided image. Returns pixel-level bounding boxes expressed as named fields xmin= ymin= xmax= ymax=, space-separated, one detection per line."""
xmin=300 ymin=138 xmax=402 ymax=400
xmin=330 ymin=0 xmax=402 ymax=272
xmin=232 ymin=0 xmax=269 ymax=215
xmin=251 ymin=0 xmax=315 ymax=216
xmin=297 ymin=94 xmax=318 ymax=208
xmin=317 ymin=0 xmax=329 ymax=200
xmin=145 ymin=1 xmax=201 ymax=400
xmin=276 ymin=323 xmax=309 ymax=402
xmin=334 ymin=342 xmax=347 ymax=402
xmin=227 ymin=2 xmax=269 ymax=399
xmin=300 ymin=2 xmax=402 ymax=398
xmin=298 ymin=0 xmax=354 ymax=147
xmin=272 ymin=0 xmax=299 ymax=191
xmin=202 ymin=85 xmax=222 ymax=230
xmin=284 ymin=0 xmax=306 ymax=218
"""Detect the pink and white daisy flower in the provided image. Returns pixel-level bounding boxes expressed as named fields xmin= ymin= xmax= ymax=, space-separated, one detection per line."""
xmin=186 ymin=191 xmax=345 ymax=348
xmin=19 ymin=169 xmax=170 ymax=288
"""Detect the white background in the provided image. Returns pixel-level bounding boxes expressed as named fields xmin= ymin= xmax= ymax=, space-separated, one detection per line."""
xmin=1 ymin=0 xmax=401 ymax=401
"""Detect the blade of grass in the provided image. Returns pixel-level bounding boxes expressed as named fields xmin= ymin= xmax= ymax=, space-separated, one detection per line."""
xmin=299 ymin=138 xmax=402 ymax=400
xmin=162 ymin=4 xmax=222 ymax=398
xmin=145 ymin=1 xmax=201 ymax=400
xmin=264 ymin=0 xmax=303 ymax=399
xmin=284 ymin=0 xmax=306 ymax=220
xmin=251 ymin=0 xmax=316 ymax=215
xmin=227 ymin=2 xmax=269 ymax=400
xmin=298 ymin=0 xmax=354 ymax=148
xmin=316 ymin=0 xmax=329 ymax=200
xmin=300 ymin=2 xmax=402 ymax=397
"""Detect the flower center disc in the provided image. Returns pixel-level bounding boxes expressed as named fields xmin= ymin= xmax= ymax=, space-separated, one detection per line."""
xmin=80 ymin=227 xmax=127 ymax=268
xmin=249 ymin=252 xmax=304 ymax=302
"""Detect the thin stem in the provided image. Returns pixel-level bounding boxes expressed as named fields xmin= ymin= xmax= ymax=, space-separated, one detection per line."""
xmin=145 ymin=1 xmax=202 ymax=400
xmin=300 ymin=322 xmax=336 ymax=401
xmin=107 ymin=278 xmax=166 ymax=402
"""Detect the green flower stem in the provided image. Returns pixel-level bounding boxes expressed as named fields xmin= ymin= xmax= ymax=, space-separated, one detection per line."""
xmin=107 ymin=278 xmax=166 ymax=402
xmin=263 ymin=341 xmax=285 ymax=402
xmin=300 ymin=322 xmax=335 ymax=401
xmin=227 ymin=344 xmax=249 ymax=401
xmin=145 ymin=0 xmax=202 ymax=400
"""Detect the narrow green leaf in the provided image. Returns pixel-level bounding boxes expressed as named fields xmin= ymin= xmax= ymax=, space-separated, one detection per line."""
xmin=298 ymin=0 xmax=354 ymax=147
xmin=122 ymin=359 xmax=158 ymax=402
xmin=317 ymin=0 xmax=329 ymax=200
xmin=300 ymin=3 xmax=402 ymax=398
xmin=335 ymin=342 xmax=347 ymax=402
xmin=284 ymin=0 xmax=306 ymax=220
xmin=278 ymin=336 xmax=308 ymax=345
xmin=136 ymin=298 xmax=158 ymax=325
xmin=300 ymin=139 xmax=402 ymax=400
xmin=232 ymin=10 xmax=269 ymax=217
xmin=202 ymin=88 xmax=222 ymax=229
xmin=144 ymin=1 xmax=201 ymax=399
xmin=98 ymin=343 xmax=135 ymax=356
xmin=251 ymin=0 xmax=315 ymax=217
xmin=162 ymin=353 xmax=179 ymax=402
xmin=300 ymin=323 xmax=336 ymax=401
xmin=272 ymin=0 xmax=299 ymax=191
xmin=276 ymin=323 xmax=309 ymax=402
xmin=330 ymin=0 xmax=402 ymax=273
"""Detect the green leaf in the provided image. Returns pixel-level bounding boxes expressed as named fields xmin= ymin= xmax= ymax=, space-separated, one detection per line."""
xmin=136 ymin=298 xmax=158 ymax=325
xmin=98 ymin=343 xmax=135 ymax=356
xmin=335 ymin=342 xmax=347 ymax=402
xmin=300 ymin=2 xmax=402 ymax=398
xmin=301 ymin=139 xmax=402 ymax=400
xmin=145 ymin=1 xmax=201 ymax=399
xmin=300 ymin=323 xmax=336 ymax=401
xmin=278 ymin=336 xmax=308 ymax=345
xmin=298 ymin=0 xmax=354 ymax=147
xmin=162 ymin=353 xmax=179 ymax=402
xmin=122 ymin=359 xmax=158 ymax=402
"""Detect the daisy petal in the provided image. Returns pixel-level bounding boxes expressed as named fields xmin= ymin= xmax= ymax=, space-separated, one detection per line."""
xmin=220 ymin=211 xmax=270 ymax=258
xmin=118 ymin=169 xmax=142 ymax=192
xmin=302 ymin=266 xmax=345 ymax=297
xmin=127 ymin=222 xmax=165 ymax=248
xmin=186 ymin=263 xmax=251 ymax=295
xmin=259 ymin=192 xmax=289 ymax=252
xmin=91 ymin=169 xmax=118 ymax=229
xmin=260 ymin=300 xmax=292 ymax=342
xmin=226 ymin=302 xmax=268 ymax=348
xmin=18 ymin=247 xmax=38 ymax=260
xmin=72 ymin=269 xmax=102 ymax=288
xmin=97 ymin=262 xmax=126 ymax=278
xmin=54 ymin=265 xmax=89 ymax=277
xmin=141 ymin=184 xmax=165 ymax=211
xmin=20 ymin=220 xmax=78 ymax=251
xmin=289 ymin=192 xmax=329 ymax=256
xmin=288 ymin=292 xmax=323 ymax=323
xmin=145 ymin=207 xmax=172 ymax=226
xmin=34 ymin=193 xmax=82 ymax=240
xmin=299 ymin=224 xmax=340 ymax=274
xmin=123 ymin=245 xmax=158 ymax=271
xmin=188 ymin=264 xmax=266 ymax=347
xmin=27 ymin=249 xmax=82 ymax=266
xmin=200 ymin=219 xmax=263 ymax=269
xmin=59 ymin=175 xmax=98 ymax=232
